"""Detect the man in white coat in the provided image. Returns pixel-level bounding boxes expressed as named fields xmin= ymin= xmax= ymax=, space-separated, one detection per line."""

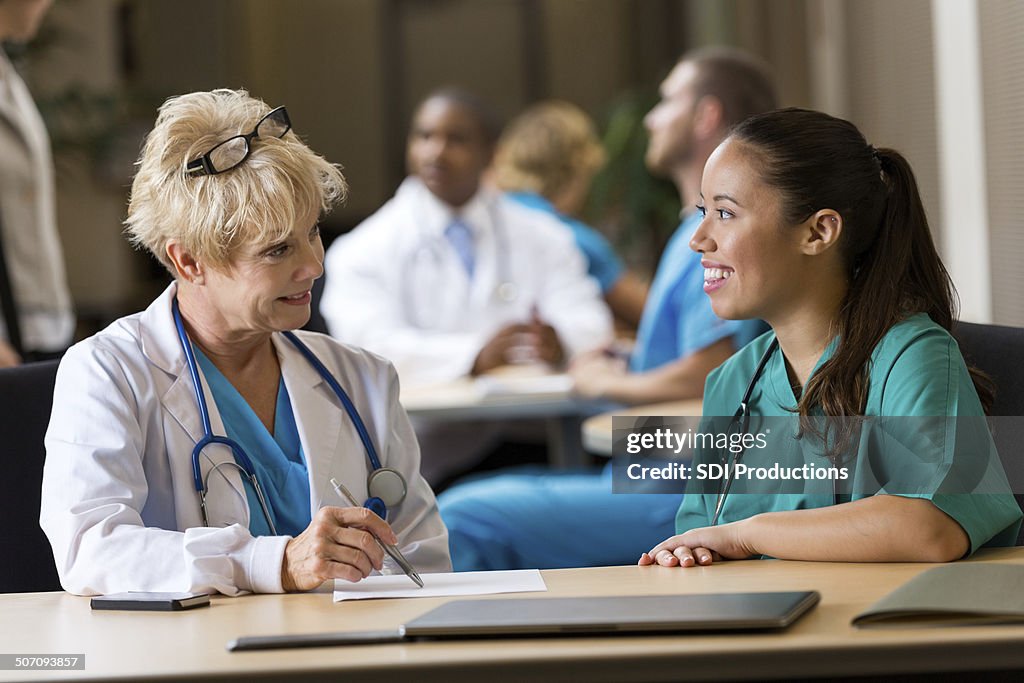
xmin=321 ymin=89 xmax=613 ymax=485
xmin=321 ymin=89 xmax=612 ymax=389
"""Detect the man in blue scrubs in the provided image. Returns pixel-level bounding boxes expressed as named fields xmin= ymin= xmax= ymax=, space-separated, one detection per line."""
xmin=438 ymin=47 xmax=779 ymax=570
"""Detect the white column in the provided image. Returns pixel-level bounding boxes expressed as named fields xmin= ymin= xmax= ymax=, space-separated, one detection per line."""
xmin=806 ymin=0 xmax=849 ymax=119
xmin=932 ymin=0 xmax=992 ymax=323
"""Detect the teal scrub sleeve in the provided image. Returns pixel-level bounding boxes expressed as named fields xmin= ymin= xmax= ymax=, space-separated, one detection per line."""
xmin=876 ymin=330 xmax=1022 ymax=553
xmin=675 ymin=491 xmax=713 ymax=535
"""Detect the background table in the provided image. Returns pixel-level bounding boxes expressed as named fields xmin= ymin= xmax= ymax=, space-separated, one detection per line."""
xmin=4 ymin=549 xmax=1024 ymax=682
xmin=581 ymin=399 xmax=704 ymax=456
xmin=400 ymin=370 xmax=610 ymax=468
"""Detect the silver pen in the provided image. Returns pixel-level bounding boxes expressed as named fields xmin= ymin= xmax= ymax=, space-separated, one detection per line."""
xmin=329 ymin=478 xmax=424 ymax=588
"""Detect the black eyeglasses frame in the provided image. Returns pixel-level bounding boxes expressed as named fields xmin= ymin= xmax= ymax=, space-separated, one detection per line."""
xmin=185 ymin=106 xmax=291 ymax=177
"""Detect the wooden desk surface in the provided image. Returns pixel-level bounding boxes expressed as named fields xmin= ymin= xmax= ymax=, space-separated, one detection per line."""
xmin=581 ymin=399 xmax=704 ymax=455
xmin=4 ymin=549 xmax=1024 ymax=682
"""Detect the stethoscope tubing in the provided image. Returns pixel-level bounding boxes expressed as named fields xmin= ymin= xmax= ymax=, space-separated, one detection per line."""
xmin=281 ymin=330 xmax=383 ymax=471
xmin=171 ymin=295 xmax=403 ymax=530
xmin=711 ymin=337 xmax=779 ymax=526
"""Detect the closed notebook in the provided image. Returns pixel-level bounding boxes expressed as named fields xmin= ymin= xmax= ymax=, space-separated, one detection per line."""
xmin=853 ymin=564 xmax=1024 ymax=628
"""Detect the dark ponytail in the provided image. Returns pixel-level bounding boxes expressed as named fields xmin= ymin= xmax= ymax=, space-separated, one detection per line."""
xmin=730 ymin=108 xmax=992 ymax=425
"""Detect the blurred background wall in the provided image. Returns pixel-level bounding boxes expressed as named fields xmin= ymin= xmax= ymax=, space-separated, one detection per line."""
xmin=12 ymin=0 xmax=1023 ymax=333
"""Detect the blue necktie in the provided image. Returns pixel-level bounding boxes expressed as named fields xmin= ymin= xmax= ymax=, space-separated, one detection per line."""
xmin=445 ymin=219 xmax=475 ymax=277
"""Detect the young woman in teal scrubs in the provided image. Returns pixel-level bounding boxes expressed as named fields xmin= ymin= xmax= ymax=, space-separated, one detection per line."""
xmin=641 ymin=108 xmax=1022 ymax=569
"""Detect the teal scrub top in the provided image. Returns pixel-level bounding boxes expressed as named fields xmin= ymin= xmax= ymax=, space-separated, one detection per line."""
xmin=195 ymin=348 xmax=312 ymax=537
xmin=677 ymin=313 xmax=1022 ymax=554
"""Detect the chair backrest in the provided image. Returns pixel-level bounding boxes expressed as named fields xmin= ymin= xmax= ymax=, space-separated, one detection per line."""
xmin=303 ymin=274 xmax=329 ymax=335
xmin=0 ymin=359 xmax=62 ymax=592
xmin=953 ymin=321 xmax=1024 ymax=545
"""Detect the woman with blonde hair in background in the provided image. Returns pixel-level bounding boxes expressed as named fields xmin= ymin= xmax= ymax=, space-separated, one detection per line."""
xmin=493 ymin=100 xmax=648 ymax=327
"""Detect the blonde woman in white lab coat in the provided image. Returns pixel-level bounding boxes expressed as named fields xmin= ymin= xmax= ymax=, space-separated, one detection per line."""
xmin=40 ymin=90 xmax=450 ymax=597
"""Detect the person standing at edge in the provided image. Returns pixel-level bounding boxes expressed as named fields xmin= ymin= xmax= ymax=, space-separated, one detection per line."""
xmin=0 ymin=0 xmax=73 ymax=366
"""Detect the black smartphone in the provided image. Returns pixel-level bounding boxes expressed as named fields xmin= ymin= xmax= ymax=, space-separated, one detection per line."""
xmin=90 ymin=592 xmax=211 ymax=612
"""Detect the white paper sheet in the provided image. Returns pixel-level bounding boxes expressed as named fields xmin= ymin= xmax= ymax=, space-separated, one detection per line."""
xmin=333 ymin=569 xmax=547 ymax=602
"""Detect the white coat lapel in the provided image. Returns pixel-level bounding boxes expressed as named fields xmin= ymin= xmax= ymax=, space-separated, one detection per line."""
xmin=140 ymin=284 xmax=249 ymax=530
xmin=464 ymin=191 xmax=503 ymax=311
xmin=399 ymin=177 xmax=474 ymax=329
xmin=0 ymin=54 xmax=31 ymax=155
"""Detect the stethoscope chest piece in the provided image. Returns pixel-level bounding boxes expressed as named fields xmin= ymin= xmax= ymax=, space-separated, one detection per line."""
xmin=174 ymin=295 xmax=409 ymax=529
xmin=496 ymin=281 xmax=518 ymax=304
xmin=367 ymin=467 xmax=408 ymax=507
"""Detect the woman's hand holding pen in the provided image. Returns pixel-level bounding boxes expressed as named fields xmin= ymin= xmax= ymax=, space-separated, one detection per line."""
xmin=281 ymin=506 xmax=398 ymax=591
xmin=638 ymin=520 xmax=757 ymax=569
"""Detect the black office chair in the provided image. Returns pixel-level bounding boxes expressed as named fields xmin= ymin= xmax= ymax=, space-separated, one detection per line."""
xmin=953 ymin=321 xmax=1024 ymax=545
xmin=303 ymin=274 xmax=329 ymax=335
xmin=0 ymin=359 xmax=62 ymax=592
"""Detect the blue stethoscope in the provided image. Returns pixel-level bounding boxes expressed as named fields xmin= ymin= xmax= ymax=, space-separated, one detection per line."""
xmin=172 ymin=297 xmax=408 ymax=533
xmin=712 ymin=337 xmax=778 ymax=526
xmin=711 ymin=336 xmax=840 ymax=525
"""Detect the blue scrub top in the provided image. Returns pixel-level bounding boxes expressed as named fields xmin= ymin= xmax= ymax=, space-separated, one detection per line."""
xmin=677 ymin=314 xmax=1023 ymax=553
xmin=631 ymin=212 xmax=764 ymax=372
xmin=506 ymin=191 xmax=624 ymax=293
xmin=195 ymin=348 xmax=312 ymax=537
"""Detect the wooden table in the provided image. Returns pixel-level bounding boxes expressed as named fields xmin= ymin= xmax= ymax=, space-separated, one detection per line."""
xmin=580 ymin=399 xmax=704 ymax=456
xmin=4 ymin=549 xmax=1024 ymax=682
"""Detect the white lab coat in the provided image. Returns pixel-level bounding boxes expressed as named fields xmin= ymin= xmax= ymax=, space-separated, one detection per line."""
xmin=0 ymin=48 xmax=73 ymax=351
xmin=40 ymin=284 xmax=450 ymax=597
xmin=321 ymin=177 xmax=613 ymax=387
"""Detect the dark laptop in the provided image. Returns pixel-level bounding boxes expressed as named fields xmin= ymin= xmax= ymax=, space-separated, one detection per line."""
xmin=228 ymin=591 xmax=820 ymax=651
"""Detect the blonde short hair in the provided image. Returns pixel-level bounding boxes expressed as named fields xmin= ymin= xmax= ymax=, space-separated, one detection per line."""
xmin=492 ymin=100 xmax=606 ymax=200
xmin=125 ymin=89 xmax=347 ymax=271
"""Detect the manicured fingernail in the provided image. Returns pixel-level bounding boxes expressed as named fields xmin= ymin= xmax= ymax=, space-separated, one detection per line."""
xmin=700 ymin=555 xmax=710 ymax=562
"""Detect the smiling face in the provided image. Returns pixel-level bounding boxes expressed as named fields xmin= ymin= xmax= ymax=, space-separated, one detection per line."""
xmin=200 ymin=206 xmax=324 ymax=335
xmin=689 ymin=138 xmax=812 ymax=324
xmin=407 ymin=96 xmax=492 ymax=208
